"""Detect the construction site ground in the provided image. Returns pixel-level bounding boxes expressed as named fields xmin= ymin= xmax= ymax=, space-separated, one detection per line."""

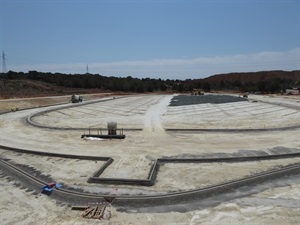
xmin=0 ymin=93 xmax=299 ymax=225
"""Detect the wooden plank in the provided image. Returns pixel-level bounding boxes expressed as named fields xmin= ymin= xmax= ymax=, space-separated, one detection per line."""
xmin=88 ymin=207 xmax=97 ymax=219
xmin=94 ymin=206 xmax=106 ymax=219
xmin=80 ymin=205 xmax=108 ymax=220
xmin=72 ymin=205 xmax=88 ymax=211
xmin=81 ymin=206 xmax=94 ymax=218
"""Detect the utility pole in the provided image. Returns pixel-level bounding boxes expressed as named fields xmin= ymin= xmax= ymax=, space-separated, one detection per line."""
xmin=2 ymin=51 xmax=7 ymax=73
xmin=86 ymin=64 xmax=89 ymax=74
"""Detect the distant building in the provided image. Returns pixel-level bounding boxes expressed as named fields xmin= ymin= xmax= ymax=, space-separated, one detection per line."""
xmin=285 ymin=88 xmax=300 ymax=95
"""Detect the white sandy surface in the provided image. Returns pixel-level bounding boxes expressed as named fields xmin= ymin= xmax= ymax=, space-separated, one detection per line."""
xmin=0 ymin=93 xmax=299 ymax=224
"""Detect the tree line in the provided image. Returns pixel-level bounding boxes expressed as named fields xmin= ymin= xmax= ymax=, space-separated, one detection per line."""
xmin=1 ymin=70 xmax=299 ymax=94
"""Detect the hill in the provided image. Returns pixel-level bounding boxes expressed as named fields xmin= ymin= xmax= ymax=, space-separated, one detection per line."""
xmin=0 ymin=79 xmax=107 ymax=99
xmin=0 ymin=70 xmax=299 ymax=98
xmin=186 ymin=70 xmax=299 ymax=93
xmin=202 ymin=70 xmax=299 ymax=83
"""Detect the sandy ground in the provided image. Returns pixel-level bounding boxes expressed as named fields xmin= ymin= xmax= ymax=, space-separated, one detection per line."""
xmin=1 ymin=175 xmax=299 ymax=225
xmin=0 ymin=93 xmax=112 ymax=113
xmin=0 ymin=93 xmax=300 ymax=224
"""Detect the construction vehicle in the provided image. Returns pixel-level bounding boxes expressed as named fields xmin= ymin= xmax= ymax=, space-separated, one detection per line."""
xmin=71 ymin=95 xmax=83 ymax=103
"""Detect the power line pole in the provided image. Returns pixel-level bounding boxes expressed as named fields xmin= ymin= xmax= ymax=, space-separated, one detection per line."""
xmin=2 ymin=51 xmax=7 ymax=73
xmin=86 ymin=64 xmax=89 ymax=74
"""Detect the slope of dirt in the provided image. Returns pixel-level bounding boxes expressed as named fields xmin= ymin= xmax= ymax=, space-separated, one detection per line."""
xmin=0 ymin=93 xmax=113 ymax=113
xmin=0 ymin=78 xmax=107 ymax=99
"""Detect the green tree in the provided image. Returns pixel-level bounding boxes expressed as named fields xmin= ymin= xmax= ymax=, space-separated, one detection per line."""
xmin=202 ymin=82 xmax=211 ymax=92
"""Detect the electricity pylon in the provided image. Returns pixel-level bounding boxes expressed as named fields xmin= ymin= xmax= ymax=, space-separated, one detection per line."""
xmin=2 ymin=51 xmax=7 ymax=73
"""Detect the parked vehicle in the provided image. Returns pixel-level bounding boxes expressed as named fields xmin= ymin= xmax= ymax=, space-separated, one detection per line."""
xmin=71 ymin=95 xmax=82 ymax=103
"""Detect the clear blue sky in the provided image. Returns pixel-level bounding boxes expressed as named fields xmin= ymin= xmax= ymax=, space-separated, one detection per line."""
xmin=1 ymin=0 xmax=299 ymax=79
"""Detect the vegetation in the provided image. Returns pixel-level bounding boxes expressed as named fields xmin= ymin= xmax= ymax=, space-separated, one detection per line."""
xmin=191 ymin=70 xmax=300 ymax=94
xmin=0 ymin=70 xmax=299 ymax=96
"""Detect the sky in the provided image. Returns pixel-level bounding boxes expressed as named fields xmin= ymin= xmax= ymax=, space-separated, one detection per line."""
xmin=0 ymin=0 xmax=299 ymax=79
